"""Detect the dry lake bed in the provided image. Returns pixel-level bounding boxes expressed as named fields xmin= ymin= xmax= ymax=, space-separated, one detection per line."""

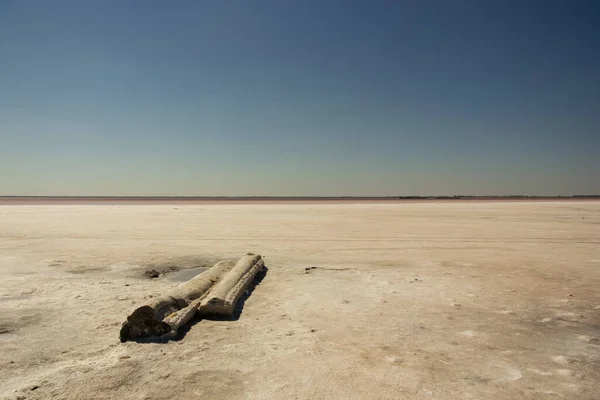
xmin=1 ymin=201 xmax=599 ymax=399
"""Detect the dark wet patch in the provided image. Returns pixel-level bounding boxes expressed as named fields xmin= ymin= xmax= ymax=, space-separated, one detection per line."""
xmin=0 ymin=326 xmax=15 ymax=334
xmin=144 ymin=269 xmax=162 ymax=278
xmin=0 ymin=323 xmax=18 ymax=342
xmin=464 ymin=375 xmax=491 ymax=385
xmin=67 ymin=266 xmax=109 ymax=274
xmin=304 ymin=266 xmax=357 ymax=274
xmin=144 ymin=255 xmax=218 ymax=271
xmin=143 ymin=266 xmax=179 ymax=279
xmin=0 ymin=309 xmax=45 ymax=337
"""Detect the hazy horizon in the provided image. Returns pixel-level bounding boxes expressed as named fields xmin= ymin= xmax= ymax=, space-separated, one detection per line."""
xmin=1 ymin=1 xmax=599 ymax=196
xmin=1 ymin=194 xmax=599 ymax=199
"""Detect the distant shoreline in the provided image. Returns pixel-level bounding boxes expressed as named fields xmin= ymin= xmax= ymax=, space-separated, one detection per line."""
xmin=1 ymin=195 xmax=598 ymax=205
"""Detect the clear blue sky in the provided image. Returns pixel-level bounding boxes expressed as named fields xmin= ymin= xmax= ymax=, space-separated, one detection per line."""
xmin=1 ymin=0 xmax=599 ymax=196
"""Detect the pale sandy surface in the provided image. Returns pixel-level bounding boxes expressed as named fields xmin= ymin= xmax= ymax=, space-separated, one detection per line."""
xmin=1 ymin=201 xmax=599 ymax=399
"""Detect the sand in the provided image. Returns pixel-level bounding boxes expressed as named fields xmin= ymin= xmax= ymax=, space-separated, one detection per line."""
xmin=1 ymin=201 xmax=599 ymax=399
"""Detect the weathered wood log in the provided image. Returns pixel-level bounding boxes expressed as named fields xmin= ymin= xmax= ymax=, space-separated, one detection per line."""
xmin=119 ymin=260 xmax=235 ymax=342
xmin=199 ymin=253 xmax=264 ymax=316
xmin=119 ymin=253 xmax=265 ymax=342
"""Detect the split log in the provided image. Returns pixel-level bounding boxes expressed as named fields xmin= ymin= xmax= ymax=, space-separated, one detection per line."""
xmin=119 ymin=253 xmax=265 ymax=342
xmin=119 ymin=260 xmax=234 ymax=342
xmin=199 ymin=253 xmax=264 ymax=316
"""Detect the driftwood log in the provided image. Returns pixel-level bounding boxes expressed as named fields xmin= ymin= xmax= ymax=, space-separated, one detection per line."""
xmin=199 ymin=253 xmax=265 ymax=315
xmin=119 ymin=253 xmax=264 ymax=342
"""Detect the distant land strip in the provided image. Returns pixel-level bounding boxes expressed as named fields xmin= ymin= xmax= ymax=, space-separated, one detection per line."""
xmin=0 ymin=195 xmax=599 ymax=205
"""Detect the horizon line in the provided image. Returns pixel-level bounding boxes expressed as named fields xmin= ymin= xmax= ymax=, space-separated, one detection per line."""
xmin=1 ymin=195 xmax=599 ymax=200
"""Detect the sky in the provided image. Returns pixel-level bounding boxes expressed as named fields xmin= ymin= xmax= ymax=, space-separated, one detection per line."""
xmin=1 ymin=0 xmax=599 ymax=196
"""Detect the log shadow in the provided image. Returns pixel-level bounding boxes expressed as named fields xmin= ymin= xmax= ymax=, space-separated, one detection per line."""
xmin=134 ymin=265 xmax=269 ymax=343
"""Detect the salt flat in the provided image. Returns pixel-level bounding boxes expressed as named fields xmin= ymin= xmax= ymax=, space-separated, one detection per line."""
xmin=1 ymin=201 xmax=599 ymax=399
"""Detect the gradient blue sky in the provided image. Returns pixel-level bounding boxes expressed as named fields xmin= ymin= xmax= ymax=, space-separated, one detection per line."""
xmin=1 ymin=0 xmax=599 ymax=196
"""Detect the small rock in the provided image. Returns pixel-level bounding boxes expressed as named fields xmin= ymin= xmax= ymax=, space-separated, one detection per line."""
xmin=125 ymin=284 xmax=130 ymax=287
xmin=30 ymin=385 xmax=39 ymax=391
xmin=17 ymin=396 xmax=26 ymax=400
xmin=119 ymin=356 xmax=131 ymax=360
xmin=342 ymin=300 xmax=350 ymax=304
xmin=310 ymin=328 xmax=316 ymax=333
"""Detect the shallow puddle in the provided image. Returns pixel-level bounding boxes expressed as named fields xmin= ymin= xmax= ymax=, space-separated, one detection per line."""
xmin=163 ymin=266 xmax=208 ymax=283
